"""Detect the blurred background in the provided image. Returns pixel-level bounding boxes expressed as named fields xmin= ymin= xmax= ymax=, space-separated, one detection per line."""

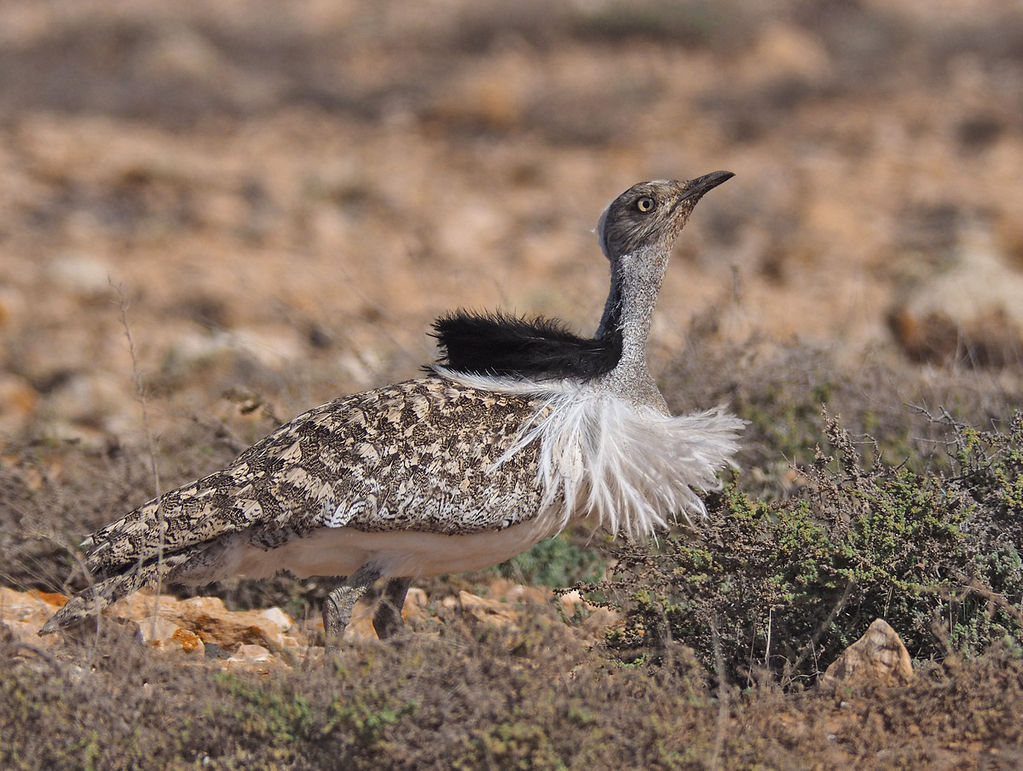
xmin=4 ymin=6 xmax=1023 ymax=759
xmin=0 ymin=0 xmax=1021 ymax=447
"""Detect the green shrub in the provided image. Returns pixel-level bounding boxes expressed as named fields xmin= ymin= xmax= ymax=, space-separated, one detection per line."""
xmin=603 ymin=410 xmax=1023 ymax=685
xmin=496 ymin=531 xmax=606 ymax=587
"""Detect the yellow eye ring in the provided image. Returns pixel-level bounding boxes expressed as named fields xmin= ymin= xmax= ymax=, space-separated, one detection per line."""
xmin=636 ymin=196 xmax=655 ymax=213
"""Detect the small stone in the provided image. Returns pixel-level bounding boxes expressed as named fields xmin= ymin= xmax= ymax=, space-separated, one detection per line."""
xmin=405 ymin=587 xmax=428 ymax=607
xmin=229 ymin=643 xmax=271 ymax=661
xmin=401 ymin=587 xmax=430 ymax=625
xmin=258 ymin=607 xmax=294 ymax=633
xmin=45 ymin=254 xmax=116 ymax=296
xmin=165 ymin=327 xmax=307 ymax=372
xmin=820 ymin=618 xmax=913 ymax=690
xmin=342 ymin=599 xmax=377 ymax=641
xmin=558 ymin=589 xmax=590 ymax=618
xmin=0 ymin=375 xmax=39 ymax=434
xmin=3 ymin=618 xmax=60 ymax=651
xmin=141 ymin=25 xmax=228 ymax=82
xmin=172 ymin=595 xmax=288 ymax=649
xmin=204 ymin=642 xmax=230 ymax=660
xmin=104 ymin=592 xmax=288 ymax=650
xmin=131 ymin=616 xmax=204 ymax=655
xmin=44 ymin=371 xmax=131 ymax=434
xmin=0 ymin=587 xmax=57 ymax=627
xmin=137 ymin=616 xmax=180 ymax=647
xmin=890 ymin=229 xmax=1023 ymax=366
xmin=171 ymin=627 xmax=205 ymax=654
xmin=556 ymin=590 xmax=621 ymax=639
xmin=490 ymin=579 xmax=550 ymax=606
xmin=458 ymin=590 xmax=518 ymax=628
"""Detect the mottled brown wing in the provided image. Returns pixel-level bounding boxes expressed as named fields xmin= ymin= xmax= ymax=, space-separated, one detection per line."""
xmin=83 ymin=377 xmax=545 ymax=577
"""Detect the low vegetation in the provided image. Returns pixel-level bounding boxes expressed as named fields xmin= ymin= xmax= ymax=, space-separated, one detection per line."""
xmin=603 ymin=408 xmax=1023 ymax=686
xmin=4 ymin=345 xmax=1022 ymax=768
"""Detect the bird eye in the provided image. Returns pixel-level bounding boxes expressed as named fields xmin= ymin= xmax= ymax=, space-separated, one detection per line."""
xmin=636 ymin=196 xmax=656 ymax=213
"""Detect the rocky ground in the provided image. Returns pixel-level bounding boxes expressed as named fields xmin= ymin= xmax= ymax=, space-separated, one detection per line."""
xmin=3 ymin=0 xmax=1023 ymax=768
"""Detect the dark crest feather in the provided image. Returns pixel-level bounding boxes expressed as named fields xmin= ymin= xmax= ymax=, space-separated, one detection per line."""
xmin=431 ymin=311 xmax=622 ymax=380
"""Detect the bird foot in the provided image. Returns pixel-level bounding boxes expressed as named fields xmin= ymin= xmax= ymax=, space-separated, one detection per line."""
xmin=321 ymin=563 xmax=382 ymax=652
xmin=372 ymin=577 xmax=412 ymax=640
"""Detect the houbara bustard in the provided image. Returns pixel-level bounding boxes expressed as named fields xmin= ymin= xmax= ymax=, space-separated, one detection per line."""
xmin=42 ymin=172 xmax=744 ymax=643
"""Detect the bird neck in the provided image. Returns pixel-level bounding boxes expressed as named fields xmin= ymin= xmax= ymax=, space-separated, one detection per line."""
xmin=593 ymin=245 xmax=670 ymax=411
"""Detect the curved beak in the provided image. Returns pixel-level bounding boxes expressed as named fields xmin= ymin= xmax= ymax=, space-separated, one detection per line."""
xmin=680 ymin=170 xmax=734 ymax=202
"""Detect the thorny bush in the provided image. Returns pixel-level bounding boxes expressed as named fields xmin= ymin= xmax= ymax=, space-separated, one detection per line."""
xmin=601 ymin=410 xmax=1023 ymax=686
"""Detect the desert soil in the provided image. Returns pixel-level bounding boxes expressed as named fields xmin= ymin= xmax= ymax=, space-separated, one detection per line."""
xmin=3 ymin=1 xmax=1023 ymax=768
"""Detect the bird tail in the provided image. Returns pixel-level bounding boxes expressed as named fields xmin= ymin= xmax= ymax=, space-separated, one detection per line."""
xmin=39 ymin=553 xmax=192 ymax=635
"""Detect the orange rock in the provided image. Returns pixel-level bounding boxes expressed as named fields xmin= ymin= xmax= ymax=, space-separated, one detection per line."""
xmin=137 ymin=616 xmax=181 ymax=648
xmin=458 ymin=590 xmax=518 ymax=628
xmin=106 ymin=592 xmax=293 ymax=650
xmin=0 ymin=587 xmax=56 ymax=626
xmin=232 ymin=643 xmax=271 ymax=660
xmin=401 ymin=587 xmax=430 ymax=625
xmin=171 ymin=627 xmax=205 ymax=654
xmin=27 ymin=589 xmax=69 ymax=608
xmin=280 ymin=634 xmax=306 ymax=649
xmin=172 ymin=599 xmax=289 ymax=649
xmin=490 ymin=579 xmax=551 ymax=606
xmin=108 ymin=590 xmax=182 ymax=624
xmin=344 ymin=598 xmax=378 ymax=641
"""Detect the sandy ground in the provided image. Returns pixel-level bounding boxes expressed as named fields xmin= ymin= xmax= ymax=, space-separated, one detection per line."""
xmin=2 ymin=0 xmax=1021 ymax=448
xmin=2 ymin=1 xmax=1023 ymax=767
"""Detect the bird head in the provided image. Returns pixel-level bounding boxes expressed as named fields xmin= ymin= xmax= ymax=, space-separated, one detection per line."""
xmin=596 ymin=171 xmax=734 ymax=260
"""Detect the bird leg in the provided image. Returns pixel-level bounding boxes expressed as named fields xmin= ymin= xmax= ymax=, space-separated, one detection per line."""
xmin=323 ymin=563 xmax=381 ymax=648
xmin=372 ymin=577 xmax=412 ymax=640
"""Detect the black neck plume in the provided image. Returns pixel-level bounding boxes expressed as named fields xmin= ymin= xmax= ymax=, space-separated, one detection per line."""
xmin=431 ymin=310 xmax=623 ymax=381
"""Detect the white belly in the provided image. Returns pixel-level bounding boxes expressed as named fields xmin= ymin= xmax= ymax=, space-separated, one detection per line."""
xmin=219 ymin=516 xmax=559 ymax=580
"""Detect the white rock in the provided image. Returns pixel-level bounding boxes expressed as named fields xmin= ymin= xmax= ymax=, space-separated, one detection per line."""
xmin=259 ymin=607 xmax=294 ymax=632
xmin=45 ymin=254 xmax=116 ymax=295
